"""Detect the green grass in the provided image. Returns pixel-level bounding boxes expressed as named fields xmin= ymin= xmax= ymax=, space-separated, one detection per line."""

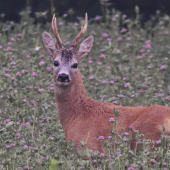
xmin=1 ymin=7 xmax=170 ymax=170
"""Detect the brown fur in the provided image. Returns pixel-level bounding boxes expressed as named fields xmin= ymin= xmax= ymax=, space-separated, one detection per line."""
xmin=54 ymin=70 xmax=170 ymax=152
xmin=42 ymin=20 xmax=170 ymax=153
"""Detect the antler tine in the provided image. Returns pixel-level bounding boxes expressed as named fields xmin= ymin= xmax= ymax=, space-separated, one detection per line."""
xmin=71 ymin=13 xmax=88 ymax=51
xmin=51 ymin=14 xmax=64 ymax=49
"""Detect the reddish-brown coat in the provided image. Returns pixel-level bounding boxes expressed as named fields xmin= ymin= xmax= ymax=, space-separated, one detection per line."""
xmin=54 ymin=70 xmax=170 ymax=152
xmin=42 ymin=14 xmax=170 ymax=152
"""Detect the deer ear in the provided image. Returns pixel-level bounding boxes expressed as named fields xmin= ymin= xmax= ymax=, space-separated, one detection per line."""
xmin=42 ymin=31 xmax=57 ymax=57
xmin=77 ymin=35 xmax=94 ymax=62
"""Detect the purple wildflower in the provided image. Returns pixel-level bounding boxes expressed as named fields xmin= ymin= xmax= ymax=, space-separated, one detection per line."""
xmin=145 ymin=44 xmax=151 ymax=49
xmin=157 ymin=94 xmax=162 ymax=97
xmin=39 ymin=61 xmax=45 ymax=66
xmin=102 ymin=80 xmax=107 ymax=83
xmin=137 ymin=56 xmax=143 ymax=59
xmin=100 ymin=49 xmax=105 ymax=51
xmin=7 ymin=47 xmax=12 ymax=51
xmin=166 ymin=96 xmax=170 ymax=100
xmin=156 ymin=140 xmax=161 ymax=144
xmin=125 ymin=19 xmax=130 ymax=23
xmin=121 ymin=28 xmax=127 ymax=32
xmin=33 ymin=147 xmax=38 ymax=150
xmin=128 ymin=167 xmax=135 ymax=170
xmin=95 ymin=16 xmax=102 ymax=20
xmin=123 ymin=138 xmax=128 ymax=141
xmin=4 ymin=119 xmax=11 ymax=124
xmin=5 ymin=74 xmax=11 ymax=77
xmin=16 ymin=133 xmax=21 ymax=138
xmin=11 ymin=61 xmax=16 ymax=65
xmin=18 ymin=33 xmax=22 ymax=37
xmin=124 ymin=83 xmax=130 ymax=87
xmin=109 ymin=117 xmax=115 ymax=122
xmin=118 ymin=37 xmax=122 ymax=41
xmin=98 ymin=136 xmax=104 ymax=140
xmin=129 ymin=150 xmax=134 ymax=154
xmin=126 ymin=37 xmax=131 ymax=40
xmin=47 ymin=67 xmax=51 ymax=71
xmin=11 ymin=143 xmax=16 ymax=146
xmin=100 ymin=54 xmax=106 ymax=58
xmin=124 ymin=132 xmax=129 ymax=135
xmin=118 ymin=94 xmax=124 ymax=98
xmin=32 ymin=72 xmax=37 ymax=77
xmin=23 ymin=145 xmax=28 ymax=149
xmin=102 ymin=33 xmax=109 ymax=37
xmin=151 ymin=159 xmax=156 ymax=163
xmin=29 ymin=146 xmax=32 ymax=150
xmin=129 ymin=126 xmax=134 ymax=130
xmin=107 ymin=38 xmax=112 ymax=41
xmin=11 ymin=38 xmax=16 ymax=41
xmin=137 ymin=141 xmax=143 ymax=144
xmin=16 ymin=72 xmax=22 ymax=76
xmin=89 ymin=76 xmax=94 ymax=80
xmin=160 ymin=65 xmax=167 ymax=69
xmin=23 ymin=99 xmax=26 ymax=102
xmin=21 ymin=123 xmax=27 ymax=127
xmin=58 ymin=22 xmax=63 ymax=26
xmin=100 ymin=153 xmax=105 ymax=157
xmin=112 ymin=97 xmax=115 ymax=100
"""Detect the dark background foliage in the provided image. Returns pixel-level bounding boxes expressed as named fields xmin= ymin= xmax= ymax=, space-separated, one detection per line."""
xmin=1 ymin=0 xmax=170 ymax=23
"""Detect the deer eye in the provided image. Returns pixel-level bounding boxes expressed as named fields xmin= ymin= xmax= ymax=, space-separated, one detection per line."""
xmin=72 ymin=63 xmax=78 ymax=69
xmin=54 ymin=61 xmax=59 ymax=67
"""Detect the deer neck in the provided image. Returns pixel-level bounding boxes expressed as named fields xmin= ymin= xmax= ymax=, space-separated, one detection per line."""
xmin=54 ymin=70 xmax=89 ymax=126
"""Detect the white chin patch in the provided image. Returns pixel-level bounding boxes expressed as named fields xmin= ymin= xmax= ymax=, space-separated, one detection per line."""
xmin=57 ymin=81 xmax=70 ymax=86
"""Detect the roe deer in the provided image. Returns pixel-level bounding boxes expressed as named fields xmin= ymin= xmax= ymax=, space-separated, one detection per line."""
xmin=42 ymin=13 xmax=170 ymax=152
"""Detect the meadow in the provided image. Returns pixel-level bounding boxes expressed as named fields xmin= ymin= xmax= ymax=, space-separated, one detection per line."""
xmin=1 ymin=6 xmax=170 ymax=170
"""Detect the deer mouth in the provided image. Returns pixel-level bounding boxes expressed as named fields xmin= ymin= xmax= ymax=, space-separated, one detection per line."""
xmin=57 ymin=80 xmax=71 ymax=86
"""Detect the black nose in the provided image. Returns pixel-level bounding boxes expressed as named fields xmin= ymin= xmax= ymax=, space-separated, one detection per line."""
xmin=58 ymin=73 xmax=70 ymax=82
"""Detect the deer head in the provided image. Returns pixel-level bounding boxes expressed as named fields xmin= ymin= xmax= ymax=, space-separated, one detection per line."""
xmin=42 ymin=13 xmax=94 ymax=87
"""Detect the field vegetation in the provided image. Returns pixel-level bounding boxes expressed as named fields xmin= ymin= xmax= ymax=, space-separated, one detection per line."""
xmin=1 ymin=4 xmax=170 ymax=170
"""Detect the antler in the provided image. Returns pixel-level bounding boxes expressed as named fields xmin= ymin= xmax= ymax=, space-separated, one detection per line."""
xmin=71 ymin=13 xmax=88 ymax=51
xmin=51 ymin=14 xmax=64 ymax=49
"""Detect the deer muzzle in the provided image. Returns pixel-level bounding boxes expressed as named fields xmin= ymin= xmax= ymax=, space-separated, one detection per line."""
xmin=57 ymin=73 xmax=70 ymax=83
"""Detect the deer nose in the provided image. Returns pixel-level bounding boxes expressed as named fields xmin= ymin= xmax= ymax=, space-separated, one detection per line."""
xmin=58 ymin=73 xmax=70 ymax=82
